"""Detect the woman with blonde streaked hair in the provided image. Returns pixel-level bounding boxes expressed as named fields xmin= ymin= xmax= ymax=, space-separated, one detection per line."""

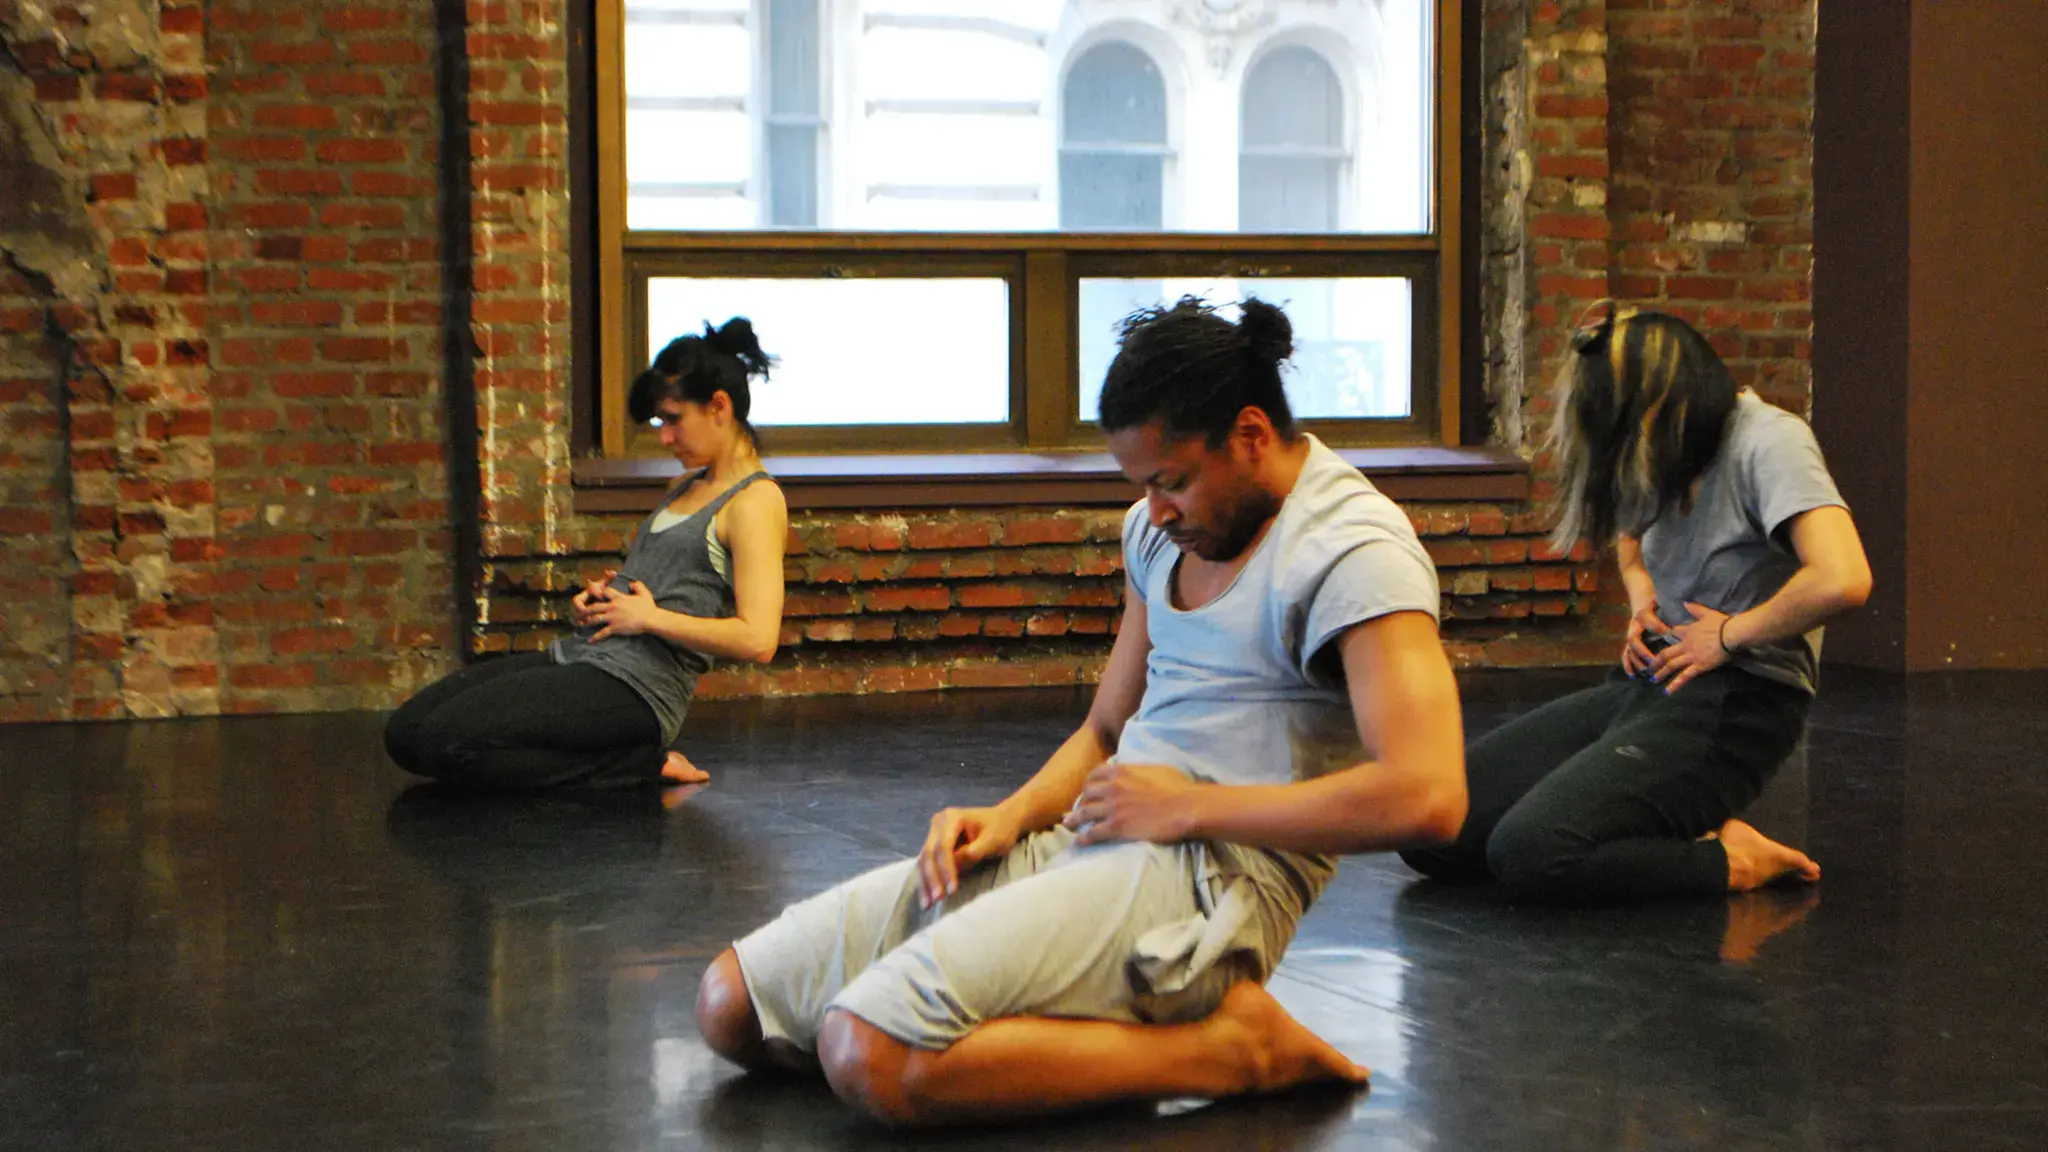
xmin=1402 ymin=303 xmax=1872 ymax=903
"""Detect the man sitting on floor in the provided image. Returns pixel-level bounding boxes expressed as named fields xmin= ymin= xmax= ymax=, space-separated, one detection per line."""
xmin=695 ymin=297 xmax=1468 ymax=1126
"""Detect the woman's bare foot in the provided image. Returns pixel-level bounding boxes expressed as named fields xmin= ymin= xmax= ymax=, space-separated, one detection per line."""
xmin=661 ymin=751 xmax=710 ymax=786
xmin=1207 ymin=981 xmax=1369 ymax=1095
xmin=1717 ymin=818 xmax=1820 ymax=891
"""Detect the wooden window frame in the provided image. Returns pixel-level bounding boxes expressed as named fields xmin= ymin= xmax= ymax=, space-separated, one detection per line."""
xmin=587 ymin=1 xmax=1501 ymax=504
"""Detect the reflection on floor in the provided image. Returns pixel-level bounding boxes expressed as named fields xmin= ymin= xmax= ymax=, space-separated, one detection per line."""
xmin=3 ymin=668 xmax=2044 ymax=1151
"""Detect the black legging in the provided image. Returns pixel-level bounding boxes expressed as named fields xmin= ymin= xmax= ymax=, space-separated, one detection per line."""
xmin=383 ymin=653 xmax=667 ymax=789
xmin=1402 ymin=667 xmax=1808 ymax=903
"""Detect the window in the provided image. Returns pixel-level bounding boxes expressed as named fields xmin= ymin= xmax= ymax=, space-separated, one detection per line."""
xmin=1240 ymin=46 xmax=1345 ymax=233
xmin=643 ymin=273 xmax=1012 ymax=427
xmin=1060 ymin=41 xmax=1170 ymax=231
xmin=620 ymin=2 xmax=750 ymax=231
xmin=1077 ymin=276 xmax=1413 ymax=423
xmin=597 ymin=1 xmax=1464 ymax=459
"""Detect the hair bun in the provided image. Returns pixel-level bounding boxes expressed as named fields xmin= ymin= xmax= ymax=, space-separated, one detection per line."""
xmin=1569 ymin=303 xmax=1616 ymax=356
xmin=703 ymin=316 xmax=774 ymax=379
xmin=1238 ymin=297 xmax=1294 ymax=366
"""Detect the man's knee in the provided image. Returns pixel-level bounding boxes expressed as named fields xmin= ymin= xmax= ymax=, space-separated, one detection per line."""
xmin=1484 ymin=817 xmax=1584 ymax=903
xmin=817 ymin=1008 xmax=924 ymax=1126
xmin=697 ymin=949 xmax=771 ymax=1069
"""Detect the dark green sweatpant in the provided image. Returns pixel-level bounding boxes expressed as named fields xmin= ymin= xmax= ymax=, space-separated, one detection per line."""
xmin=1402 ymin=667 xmax=1808 ymax=903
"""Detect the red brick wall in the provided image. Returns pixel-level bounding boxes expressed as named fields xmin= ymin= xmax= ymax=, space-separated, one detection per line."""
xmin=462 ymin=0 xmax=575 ymax=566
xmin=2 ymin=0 xmax=225 ymax=720
xmin=0 ymin=0 xmax=455 ymax=721
xmin=748 ymin=504 xmax=1607 ymax=693
xmin=476 ymin=503 xmax=1609 ymax=699
xmin=0 ymin=0 xmax=1818 ymax=721
xmin=0 ymin=131 xmax=69 ymax=721
xmin=1607 ymin=0 xmax=1814 ymax=412
xmin=206 ymin=1 xmax=454 ymax=712
xmin=1513 ymin=0 xmax=1814 ymax=438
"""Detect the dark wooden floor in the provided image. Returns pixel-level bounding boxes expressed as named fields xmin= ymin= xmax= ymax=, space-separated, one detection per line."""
xmin=3 ymin=668 xmax=2045 ymax=1151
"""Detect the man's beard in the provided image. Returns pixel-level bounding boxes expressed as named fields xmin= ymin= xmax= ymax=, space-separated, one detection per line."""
xmin=1183 ymin=487 xmax=1282 ymax=561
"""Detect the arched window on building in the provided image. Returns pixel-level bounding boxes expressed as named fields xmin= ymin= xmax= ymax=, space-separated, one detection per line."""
xmin=1059 ymin=41 xmax=1169 ymax=230
xmin=1239 ymin=46 xmax=1345 ymax=232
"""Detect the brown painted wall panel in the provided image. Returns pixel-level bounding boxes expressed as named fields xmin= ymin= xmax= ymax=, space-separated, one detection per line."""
xmin=1907 ymin=0 xmax=2048 ymax=668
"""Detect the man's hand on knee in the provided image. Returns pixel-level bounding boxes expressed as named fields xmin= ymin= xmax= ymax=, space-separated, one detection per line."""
xmin=916 ymin=805 xmax=1023 ymax=908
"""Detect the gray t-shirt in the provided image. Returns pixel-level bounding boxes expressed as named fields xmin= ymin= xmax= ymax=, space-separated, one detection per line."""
xmin=1111 ymin=436 xmax=1440 ymax=897
xmin=1639 ymin=391 xmax=1847 ymax=695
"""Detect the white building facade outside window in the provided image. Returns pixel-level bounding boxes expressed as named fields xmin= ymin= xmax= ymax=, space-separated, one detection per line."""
xmin=614 ymin=0 xmax=1442 ymax=446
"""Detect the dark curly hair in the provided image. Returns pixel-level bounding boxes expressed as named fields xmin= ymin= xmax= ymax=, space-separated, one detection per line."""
xmin=1096 ymin=296 xmax=1298 ymax=446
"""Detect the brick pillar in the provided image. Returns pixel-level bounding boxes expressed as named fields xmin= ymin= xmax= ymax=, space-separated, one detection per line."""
xmin=464 ymin=0 xmax=574 ymax=592
xmin=0 ymin=29 xmax=85 ymax=721
xmin=208 ymin=1 xmax=455 ymax=712
xmin=1 ymin=1 xmax=219 ymax=719
xmin=1522 ymin=0 xmax=1613 ymax=455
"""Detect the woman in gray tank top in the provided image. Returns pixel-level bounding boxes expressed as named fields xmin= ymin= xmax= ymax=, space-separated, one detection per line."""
xmin=384 ymin=319 xmax=789 ymax=790
xmin=1402 ymin=307 xmax=1873 ymax=903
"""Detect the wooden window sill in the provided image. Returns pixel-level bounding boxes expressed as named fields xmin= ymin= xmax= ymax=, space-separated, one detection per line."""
xmin=571 ymin=446 xmax=1528 ymax=513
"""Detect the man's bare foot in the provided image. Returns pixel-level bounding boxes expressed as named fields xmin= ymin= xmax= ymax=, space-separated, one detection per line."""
xmin=1207 ymin=982 xmax=1368 ymax=1095
xmin=1720 ymin=888 xmax=1820 ymax=964
xmin=661 ymin=751 xmax=710 ymax=786
xmin=1717 ymin=819 xmax=1820 ymax=891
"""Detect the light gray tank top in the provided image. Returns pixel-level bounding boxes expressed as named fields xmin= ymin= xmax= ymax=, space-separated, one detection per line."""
xmin=552 ymin=469 xmax=772 ymax=743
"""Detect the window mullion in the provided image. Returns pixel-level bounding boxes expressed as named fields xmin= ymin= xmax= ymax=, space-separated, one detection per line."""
xmin=1435 ymin=0 xmax=1464 ymax=444
xmin=1022 ymin=250 xmax=1073 ymax=450
xmin=598 ymin=0 xmax=628 ymax=456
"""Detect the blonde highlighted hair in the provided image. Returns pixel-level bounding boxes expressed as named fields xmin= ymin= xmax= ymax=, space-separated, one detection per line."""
xmin=1545 ymin=305 xmax=1739 ymax=553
